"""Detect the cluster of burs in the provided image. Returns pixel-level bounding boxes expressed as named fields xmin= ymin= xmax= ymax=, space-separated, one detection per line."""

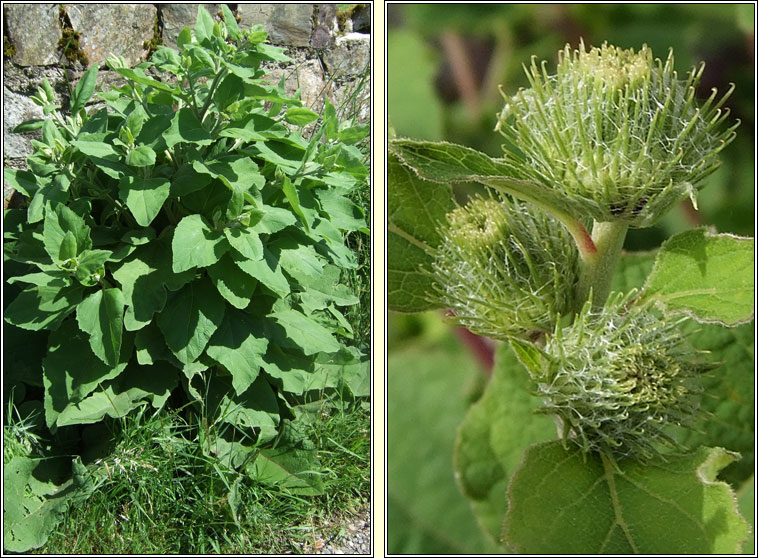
xmin=429 ymin=41 xmax=736 ymax=460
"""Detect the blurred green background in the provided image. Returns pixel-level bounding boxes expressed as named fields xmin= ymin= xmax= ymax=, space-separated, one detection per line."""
xmin=387 ymin=4 xmax=755 ymax=554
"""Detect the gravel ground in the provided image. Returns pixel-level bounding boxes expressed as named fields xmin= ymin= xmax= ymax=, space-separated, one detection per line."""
xmin=300 ymin=507 xmax=371 ymax=555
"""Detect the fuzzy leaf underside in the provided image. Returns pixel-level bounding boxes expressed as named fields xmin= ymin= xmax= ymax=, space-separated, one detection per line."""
xmin=643 ymin=228 xmax=754 ymax=325
xmin=388 ymin=138 xmax=589 ymax=222
xmin=504 ymin=442 xmax=749 ymax=554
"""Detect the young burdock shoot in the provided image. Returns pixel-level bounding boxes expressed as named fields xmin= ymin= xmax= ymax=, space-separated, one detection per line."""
xmin=389 ymin=40 xmax=753 ymax=554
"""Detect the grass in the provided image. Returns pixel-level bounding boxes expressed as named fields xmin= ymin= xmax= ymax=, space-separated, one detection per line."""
xmin=8 ymin=390 xmax=369 ymax=554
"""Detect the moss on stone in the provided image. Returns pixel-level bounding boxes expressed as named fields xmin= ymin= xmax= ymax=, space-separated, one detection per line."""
xmin=4 ymin=35 xmax=16 ymax=58
xmin=142 ymin=10 xmax=163 ymax=56
xmin=337 ymin=4 xmax=365 ymax=32
xmin=57 ymin=6 xmax=89 ymax=66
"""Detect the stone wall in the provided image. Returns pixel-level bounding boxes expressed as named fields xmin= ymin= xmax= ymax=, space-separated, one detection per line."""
xmin=3 ymin=3 xmax=371 ymax=204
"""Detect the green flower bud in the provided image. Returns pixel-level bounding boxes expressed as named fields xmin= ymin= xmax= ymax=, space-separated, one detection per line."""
xmin=495 ymin=41 xmax=738 ymax=226
xmin=429 ymin=196 xmax=579 ymax=340
xmin=532 ymin=294 xmax=708 ymax=460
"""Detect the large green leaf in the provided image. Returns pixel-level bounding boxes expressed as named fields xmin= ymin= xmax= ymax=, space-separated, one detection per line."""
xmin=207 ymin=254 xmax=258 ymax=309
xmin=280 ymin=174 xmax=311 ymax=231
xmin=4 ymin=456 xmax=95 ymax=552
xmin=192 ymin=157 xmax=264 ymax=194
xmin=248 ymin=422 xmax=324 ymax=495
xmin=455 ymin=342 xmax=556 ymax=544
xmin=125 ymin=145 xmax=156 ymax=167
xmin=42 ymin=204 xmax=91 ymax=264
xmin=387 ymin=152 xmax=453 ymax=313
xmin=389 ymin=138 xmax=599 ymax=228
xmin=193 ymin=5 xmax=215 ymax=46
xmin=172 ymin=214 xmax=229 ymax=273
xmin=4 ymin=283 xmax=83 ymax=331
xmin=163 ymin=108 xmax=213 ymax=148
xmin=3 ymin=168 xmax=39 ymax=198
xmin=115 ymin=67 xmax=181 ymax=95
xmin=269 ymin=307 xmax=340 ymax=355
xmin=55 ymin=362 xmax=178 ymax=426
xmin=223 ymin=226 xmax=263 ymax=261
xmin=316 ymin=188 xmax=366 ymax=232
xmin=206 ymin=374 xmax=280 ymax=438
xmin=285 ymin=107 xmax=319 ymax=126
xmin=134 ymin=322 xmax=173 ymax=365
xmin=212 ymin=73 xmax=244 ymax=111
xmin=296 ymin=265 xmax=359 ymax=312
xmin=42 ymin=320 xmax=130 ymax=428
xmin=118 ymin=176 xmax=170 ymax=228
xmin=676 ymin=321 xmax=755 ymax=485
xmin=504 ymin=442 xmax=749 ymax=554
xmin=170 ymin=163 xmax=212 ymax=197
xmin=206 ymin=310 xmax=268 ymax=395
xmin=156 ymin=277 xmax=225 ymax=364
xmin=75 ymin=288 xmax=125 ymax=367
xmin=112 ymin=235 xmax=192 ymax=331
xmin=271 ymin=236 xmax=324 ymax=283
xmin=70 ymin=63 xmax=99 ymax=114
xmin=250 ymin=205 xmax=297 ymax=234
xmin=71 ymin=138 xmax=120 ymax=159
xmin=232 ymin=247 xmax=290 ymax=297
xmin=260 ymin=344 xmax=313 ymax=395
xmin=642 ymin=229 xmax=754 ymax=325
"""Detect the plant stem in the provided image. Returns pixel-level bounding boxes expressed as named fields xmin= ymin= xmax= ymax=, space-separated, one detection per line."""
xmin=481 ymin=176 xmax=597 ymax=261
xmin=575 ymin=220 xmax=629 ymax=311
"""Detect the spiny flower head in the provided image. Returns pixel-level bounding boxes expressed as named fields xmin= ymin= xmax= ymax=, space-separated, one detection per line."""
xmin=532 ymin=293 xmax=709 ymax=461
xmin=429 ymin=196 xmax=579 ymax=340
xmin=495 ymin=40 xmax=738 ymax=226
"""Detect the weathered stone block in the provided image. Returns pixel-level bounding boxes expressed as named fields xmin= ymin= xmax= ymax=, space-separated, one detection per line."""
xmin=160 ymin=4 xmax=223 ymax=49
xmin=3 ymin=87 xmax=44 ymax=159
xmin=351 ymin=4 xmax=371 ymax=33
xmin=65 ymin=4 xmax=156 ymax=66
xmin=312 ymin=4 xmax=338 ymax=48
xmin=237 ymin=4 xmax=313 ymax=46
xmin=4 ymin=4 xmax=61 ymax=66
xmin=323 ymin=33 xmax=370 ymax=77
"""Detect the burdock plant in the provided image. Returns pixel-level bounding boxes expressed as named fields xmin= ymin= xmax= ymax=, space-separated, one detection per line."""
xmin=389 ymin=40 xmax=753 ymax=553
